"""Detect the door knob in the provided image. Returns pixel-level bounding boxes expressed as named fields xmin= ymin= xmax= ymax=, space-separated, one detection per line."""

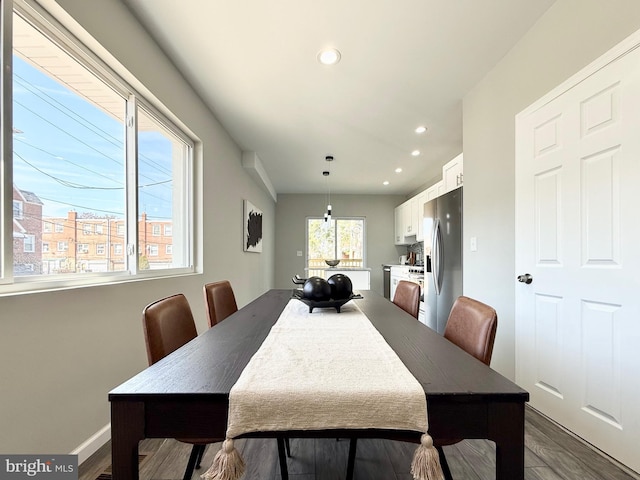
xmin=517 ymin=273 xmax=533 ymax=284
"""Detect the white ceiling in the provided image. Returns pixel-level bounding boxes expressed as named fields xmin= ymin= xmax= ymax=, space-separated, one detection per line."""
xmin=122 ymin=0 xmax=556 ymax=196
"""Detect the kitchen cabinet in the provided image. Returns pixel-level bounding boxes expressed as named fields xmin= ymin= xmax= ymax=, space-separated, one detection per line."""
xmin=415 ymin=190 xmax=427 ymax=241
xmin=394 ymin=204 xmax=405 ymax=244
xmin=395 ymin=195 xmax=421 ymax=245
xmin=425 ymin=180 xmax=443 ymax=202
xmin=442 ymin=153 xmax=463 ymax=193
xmin=390 ymin=266 xmax=410 ymax=300
xmin=403 ymin=197 xmax=418 ymax=237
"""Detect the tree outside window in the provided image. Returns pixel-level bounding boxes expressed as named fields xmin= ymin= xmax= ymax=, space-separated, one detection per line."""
xmin=307 ymin=217 xmax=365 ymax=269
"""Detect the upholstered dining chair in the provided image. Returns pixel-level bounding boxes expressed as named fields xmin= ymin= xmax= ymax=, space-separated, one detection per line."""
xmin=143 ymin=293 xmax=290 ymax=480
xmin=345 ymin=295 xmax=498 ymax=480
xmin=203 ymin=280 xmax=238 ymax=327
xmin=142 ymin=293 xmax=219 ymax=480
xmin=393 ymin=280 xmax=421 ymax=319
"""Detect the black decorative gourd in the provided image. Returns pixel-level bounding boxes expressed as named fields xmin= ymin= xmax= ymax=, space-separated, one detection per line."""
xmin=327 ymin=274 xmax=353 ymax=300
xmin=302 ymin=276 xmax=332 ymax=301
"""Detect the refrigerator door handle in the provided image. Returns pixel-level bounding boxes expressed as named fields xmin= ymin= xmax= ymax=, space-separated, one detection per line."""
xmin=432 ymin=218 xmax=444 ymax=295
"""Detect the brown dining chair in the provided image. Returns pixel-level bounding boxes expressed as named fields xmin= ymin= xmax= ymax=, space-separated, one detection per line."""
xmin=143 ymin=293 xmax=290 ymax=480
xmin=203 ymin=280 xmax=238 ymax=327
xmin=345 ymin=295 xmax=497 ymax=480
xmin=142 ymin=293 xmax=218 ymax=480
xmin=393 ymin=280 xmax=421 ymax=319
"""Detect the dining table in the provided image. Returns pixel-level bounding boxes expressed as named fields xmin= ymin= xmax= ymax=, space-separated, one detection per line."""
xmin=109 ymin=289 xmax=529 ymax=480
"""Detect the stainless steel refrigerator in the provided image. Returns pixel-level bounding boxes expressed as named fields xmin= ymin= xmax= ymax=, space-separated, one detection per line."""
xmin=423 ymin=187 xmax=462 ymax=334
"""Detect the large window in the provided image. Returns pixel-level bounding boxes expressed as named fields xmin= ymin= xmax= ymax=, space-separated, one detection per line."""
xmin=1 ymin=1 xmax=195 ymax=292
xmin=306 ymin=217 xmax=365 ymax=270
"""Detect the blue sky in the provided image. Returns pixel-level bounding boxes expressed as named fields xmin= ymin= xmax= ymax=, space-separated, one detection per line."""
xmin=12 ymin=55 xmax=174 ymax=219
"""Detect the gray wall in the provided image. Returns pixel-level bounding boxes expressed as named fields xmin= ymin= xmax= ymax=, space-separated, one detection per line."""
xmin=274 ymin=194 xmax=406 ymax=294
xmin=0 ymin=0 xmax=275 ymax=454
xmin=462 ymin=0 xmax=640 ymax=379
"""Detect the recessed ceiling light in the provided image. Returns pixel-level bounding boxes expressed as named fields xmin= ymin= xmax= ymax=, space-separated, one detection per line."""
xmin=317 ymin=48 xmax=341 ymax=65
xmin=395 ymin=168 xmax=402 ymax=173
xmin=415 ymin=126 xmax=427 ymax=134
xmin=383 ymin=181 xmax=390 ymax=186
xmin=411 ymin=150 xmax=420 ymax=156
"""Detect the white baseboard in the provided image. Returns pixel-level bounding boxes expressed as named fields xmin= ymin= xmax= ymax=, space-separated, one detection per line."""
xmin=71 ymin=423 xmax=111 ymax=465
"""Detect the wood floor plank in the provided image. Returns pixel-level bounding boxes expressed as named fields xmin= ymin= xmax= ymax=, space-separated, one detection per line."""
xmin=285 ymin=438 xmax=316 ymax=475
xmin=525 ymin=409 xmax=636 ymax=480
xmin=314 ymin=438 xmax=350 ymax=480
xmin=80 ymin=407 xmax=639 ymax=480
xmin=351 ymin=439 xmax=398 ymax=480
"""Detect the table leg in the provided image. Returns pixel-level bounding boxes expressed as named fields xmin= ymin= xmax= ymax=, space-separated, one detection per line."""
xmin=277 ymin=437 xmax=289 ymax=479
xmin=111 ymin=401 xmax=145 ymax=480
xmin=488 ymin=402 xmax=526 ymax=480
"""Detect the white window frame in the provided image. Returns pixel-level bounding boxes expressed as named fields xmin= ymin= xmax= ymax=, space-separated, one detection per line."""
xmin=0 ymin=0 xmax=197 ymax=294
xmin=13 ymin=200 xmax=23 ymax=219
xmin=23 ymin=234 xmax=35 ymax=253
xmin=305 ymin=216 xmax=366 ymax=269
xmin=152 ymin=224 xmax=161 ymax=236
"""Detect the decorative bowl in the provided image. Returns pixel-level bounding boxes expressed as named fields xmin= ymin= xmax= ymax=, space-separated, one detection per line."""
xmin=292 ymin=289 xmax=363 ymax=313
xmin=325 ymin=259 xmax=341 ymax=267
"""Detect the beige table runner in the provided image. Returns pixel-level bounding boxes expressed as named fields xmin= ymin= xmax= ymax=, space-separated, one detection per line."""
xmin=202 ymin=299 xmax=443 ymax=480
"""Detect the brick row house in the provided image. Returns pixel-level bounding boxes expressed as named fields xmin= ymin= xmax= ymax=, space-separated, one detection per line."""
xmin=12 ymin=185 xmax=43 ymax=275
xmin=12 ymin=184 xmax=173 ymax=275
xmin=41 ymin=212 xmax=173 ymax=273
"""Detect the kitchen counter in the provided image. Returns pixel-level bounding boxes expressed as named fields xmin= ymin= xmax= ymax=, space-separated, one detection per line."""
xmin=304 ymin=267 xmax=371 ymax=290
xmin=305 ymin=267 xmax=372 ymax=271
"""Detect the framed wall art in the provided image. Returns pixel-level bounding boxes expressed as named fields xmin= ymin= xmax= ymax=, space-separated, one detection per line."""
xmin=243 ymin=199 xmax=263 ymax=253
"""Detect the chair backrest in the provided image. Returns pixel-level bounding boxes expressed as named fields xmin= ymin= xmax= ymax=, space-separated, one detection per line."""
xmin=142 ymin=293 xmax=198 ymax=365
xmin=203 ymin=280 xmax=238 ymax=328
xmin=443 ymin=296 xmax=497 ymax=366
xmin=393 ymin=280 xmax=421 ymax=319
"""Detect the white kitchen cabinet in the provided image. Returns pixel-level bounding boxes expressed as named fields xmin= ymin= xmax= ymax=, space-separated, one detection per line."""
xmin=403 ymin=197 xmax=418 ymax=238
xmin=394 ymin=204 xmax=405 ymax=245
xmin=425 ymin=180 xmax=443 ymax=202
xmin=415 ymin=190 xmax=427 ymax=241
xmin=442 ymin=153 xmax=463 ymax=193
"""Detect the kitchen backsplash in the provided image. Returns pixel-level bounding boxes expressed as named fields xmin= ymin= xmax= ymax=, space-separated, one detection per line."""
xmin=406 ymin=242 xmax=424 ymax=264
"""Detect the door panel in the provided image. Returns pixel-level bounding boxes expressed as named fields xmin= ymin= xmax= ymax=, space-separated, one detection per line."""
xmin=516 ymin=37 xmax=640 ymax=473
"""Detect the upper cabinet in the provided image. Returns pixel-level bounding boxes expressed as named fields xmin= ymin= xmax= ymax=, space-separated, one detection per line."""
xmin=425 ymin=180 xmax=444 ymax=202
xmin=442 ymin=153 xmax=463 ymax=193
xmin=404 ymin=196 xmax=419 ymax=237
xmin=394 ymin=203 xmax=405 ymax=245
xmin=415 ymin=190 xmax=427 ymax=242
xmin=394 ymin=153 xmax=462 ymax=245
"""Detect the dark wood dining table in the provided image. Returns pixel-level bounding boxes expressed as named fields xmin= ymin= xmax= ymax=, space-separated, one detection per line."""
xmin=109 ymin=289 xmax=529 ymax=480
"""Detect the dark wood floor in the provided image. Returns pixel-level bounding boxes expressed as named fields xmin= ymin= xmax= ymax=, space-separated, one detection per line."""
xmin=80 ymin=408 xmax=638 ymax=480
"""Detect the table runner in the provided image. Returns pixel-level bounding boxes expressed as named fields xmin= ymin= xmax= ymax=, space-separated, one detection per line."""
xmin=202 ymin=299 xmax=443 ymax=480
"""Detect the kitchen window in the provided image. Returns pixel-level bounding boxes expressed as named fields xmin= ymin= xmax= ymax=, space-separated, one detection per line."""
xmin=1 ymin=0 xmax=195 ymax=293
xmin=306 ymin=217 xmax=365 ymax=270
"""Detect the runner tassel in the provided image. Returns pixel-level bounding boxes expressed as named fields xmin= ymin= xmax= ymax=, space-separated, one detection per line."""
xmin=201 ymin=439 xmax=245 ymax=480
xmin=410 ymin=433 xmax=444 ymax=480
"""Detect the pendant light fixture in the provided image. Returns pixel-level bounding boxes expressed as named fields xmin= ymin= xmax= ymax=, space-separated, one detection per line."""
xmin=323 ymin=155 xmax=334 ymax=222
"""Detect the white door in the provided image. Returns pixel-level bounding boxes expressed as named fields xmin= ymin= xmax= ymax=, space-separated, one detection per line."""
xmin=515 ymin=35 xmax=640 ymax=472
